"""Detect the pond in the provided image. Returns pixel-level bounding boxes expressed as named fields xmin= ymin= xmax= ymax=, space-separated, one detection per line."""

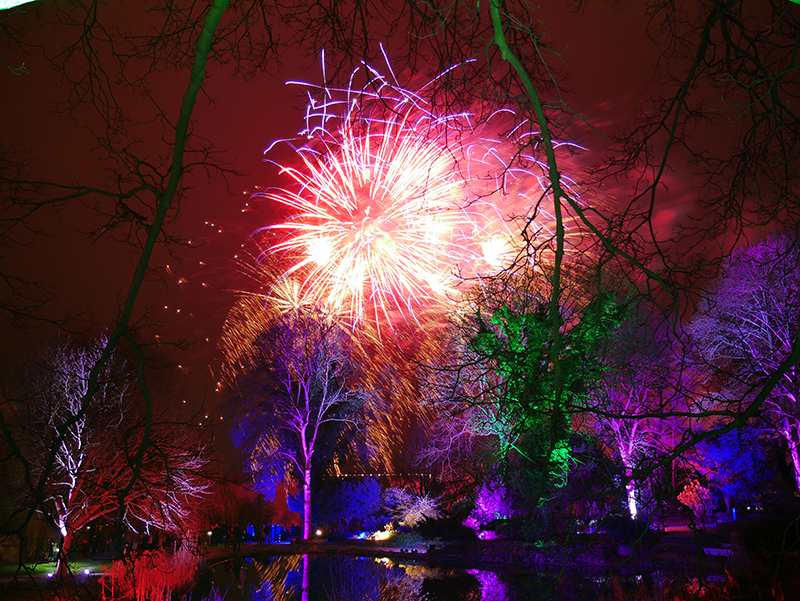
xmin=204 ymin=554 xmax=669 ymax=601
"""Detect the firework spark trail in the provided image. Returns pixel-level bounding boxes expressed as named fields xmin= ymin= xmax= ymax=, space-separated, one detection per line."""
xmin=254 ymin=55 xmax=585 ymax=333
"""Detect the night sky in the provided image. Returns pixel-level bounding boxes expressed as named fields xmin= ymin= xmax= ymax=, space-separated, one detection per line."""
xmin=1 ymin=1 xmax=705 ymax=456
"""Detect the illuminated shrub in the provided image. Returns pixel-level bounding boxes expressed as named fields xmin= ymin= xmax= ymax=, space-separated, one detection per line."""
xmin=463 ymin=479 xmax=514 ymax=538
xmin=383 ymin=488 xmax=441 ymax=528
xmin=678 ymin=480 xmax=715 ymax=523
xmin=100 ymin=544 xmax=200 ymax=601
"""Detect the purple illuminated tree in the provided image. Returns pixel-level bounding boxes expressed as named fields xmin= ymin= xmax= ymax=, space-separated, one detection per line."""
xmin=584 ymin=306 xmax=673 ymax=519
xmin=229 ymin=310 xmax=366 ymax=540
xmin=689 ymin=232 xmax=800 ymax=491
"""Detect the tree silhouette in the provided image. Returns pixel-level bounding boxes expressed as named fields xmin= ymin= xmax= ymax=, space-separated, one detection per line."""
xmin=0 ymin=2 xmax=230 ymax=577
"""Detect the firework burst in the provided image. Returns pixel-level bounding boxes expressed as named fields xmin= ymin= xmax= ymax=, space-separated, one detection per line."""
xmin=262 ymin=109 xmax=467 ymax=324
xmin=255 ymin=56 xmax=585 ymax=332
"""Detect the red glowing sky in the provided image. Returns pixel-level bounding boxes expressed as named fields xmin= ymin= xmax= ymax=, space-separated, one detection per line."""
xmin=0 ymin=1 xmax=702 ymax=430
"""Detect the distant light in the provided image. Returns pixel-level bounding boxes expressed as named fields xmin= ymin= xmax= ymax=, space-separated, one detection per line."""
xmin=46 ymin=572 xmax=53 ymax=578
xmin=316 ymin=529 xmax=323 ymax=536
xmin=207 ymin=531 xmax=212 ymax=536
xmin=1 ymin=1 xmax=37 ymax=9
xmin=83 ymin=568 xmax=90 ymax=575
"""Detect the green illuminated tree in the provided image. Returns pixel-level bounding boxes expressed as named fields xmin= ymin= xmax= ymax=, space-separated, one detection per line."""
xmin=423 ymin=263 xmax=627 ymax=523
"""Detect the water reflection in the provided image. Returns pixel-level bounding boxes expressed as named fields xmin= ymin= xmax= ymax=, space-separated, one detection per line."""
xmin=208 ymin=553 xmax=595 ymax=601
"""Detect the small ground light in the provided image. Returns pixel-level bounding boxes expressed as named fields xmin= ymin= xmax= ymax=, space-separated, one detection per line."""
xmin=84 ymin=568 xmax=90 ymax=575
xmin=316 ymin=529 xmax=323 ymax=537
xmin=47 ymin=572 xmax=53 ymax=578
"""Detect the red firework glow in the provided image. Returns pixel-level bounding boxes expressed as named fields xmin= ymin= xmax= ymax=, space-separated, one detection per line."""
xmin=255 ymin=54 xmax=584 ymax=330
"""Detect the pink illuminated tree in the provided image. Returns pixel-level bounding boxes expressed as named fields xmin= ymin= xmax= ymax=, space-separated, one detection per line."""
xmin=14 ymin=336 xmax=129 ymax=576
xmin=230 ymin=310 xmax=366 ymax=540
xmin=584 ymin=307 xmax=673 ymax=520
xmin=689 ymin=232 xmax=800 ymax=491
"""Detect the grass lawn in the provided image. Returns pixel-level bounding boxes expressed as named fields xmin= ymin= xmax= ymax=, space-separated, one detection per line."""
xmin=0 ymin=556 xmax=107 ymax=579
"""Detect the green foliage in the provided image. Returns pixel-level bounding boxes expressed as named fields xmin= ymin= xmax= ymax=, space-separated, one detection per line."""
xmin=466 ymin=291 xmax=627 ymax=501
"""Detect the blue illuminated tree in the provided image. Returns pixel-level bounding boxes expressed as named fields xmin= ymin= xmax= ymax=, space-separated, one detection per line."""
xmin=691 ymin=427 xmax=774 ymax=512
xmin=318 ymin=478 xmax=382 ymax=533
xmin=229 ymin=310 xmax=366 ymax=539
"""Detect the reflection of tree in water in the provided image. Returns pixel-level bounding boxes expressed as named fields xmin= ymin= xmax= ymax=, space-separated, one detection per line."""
xmin=242 ymin=555 xmax=502 ymax=601
xmin=315 ymin=556 xmax=380 ymax=601
xmin=249 ymin=555 xmax=302 ymax=600
xmin=419 ymin=568 xmax=481 ymax=601
xmin=467 ymin=569 xmax=509 ymax=601
xmin=380 ymin=561 xmax=430 ymax=600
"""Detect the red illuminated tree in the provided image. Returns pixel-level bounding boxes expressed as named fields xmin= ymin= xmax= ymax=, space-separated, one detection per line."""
xmin=229 ymin=310 xmax=367 ymax=540
xmin=3 ymin=336 xmax=209 ymax=578
xmin=0 ymin=2 xmax=230 ymax=580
